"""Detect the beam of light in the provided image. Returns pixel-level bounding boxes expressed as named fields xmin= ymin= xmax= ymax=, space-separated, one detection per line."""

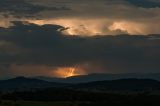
xmin=67 ymin=67 xmax=76 ymax=78
xmin=52 ymin=66 xmax=85 ymax=78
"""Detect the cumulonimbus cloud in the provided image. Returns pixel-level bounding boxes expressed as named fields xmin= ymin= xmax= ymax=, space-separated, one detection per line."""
xmin=0 ymin=0 xmax=160 ymax=36
xmin=0 ymin=1 xmax=160 ymax=78
xmin=0 ymin=22 xmax=159 ymax=78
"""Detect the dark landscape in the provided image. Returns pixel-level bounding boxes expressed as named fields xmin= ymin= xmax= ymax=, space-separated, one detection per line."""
xmin=0 ymin=0 xmax=160 ymax=106
xmin=0 ymin=74 xmax=160 ymax=106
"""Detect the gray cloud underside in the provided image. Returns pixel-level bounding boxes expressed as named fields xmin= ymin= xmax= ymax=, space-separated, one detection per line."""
xmin=0 ymin=0 xmax=70 ymax=18
xmin=0 ymin=0 xmax=160 ymax=20
xmin=0 ymin=0 xmax=160 ymax=78
xmin=0 ymin=0 xmax=160 ymax=35
xmin=0 ymin=22 xmax=160 ymax=75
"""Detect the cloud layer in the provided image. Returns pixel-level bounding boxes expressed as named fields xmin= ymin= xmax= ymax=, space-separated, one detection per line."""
xmin=1 ymin=0 xmax=160 ymax=35
xmin=0 ymin=22 xmax=159 ymax=78
xmin=0 ymin=0 xmax=160 ymax=78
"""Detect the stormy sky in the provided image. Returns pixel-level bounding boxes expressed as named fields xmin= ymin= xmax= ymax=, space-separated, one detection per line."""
xmin=0 ymin=0 xmax=160 ymax=78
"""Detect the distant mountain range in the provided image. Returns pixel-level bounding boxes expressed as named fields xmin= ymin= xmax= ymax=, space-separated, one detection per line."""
xmin=35 ymin=73 xmax=160 ymax=83
xmin=0 ymin=77 xmax=67 ymax=91
xmin=72 ymin=79 xmax=160 ymax=91
xmin=1 ymin=74 xmax=160 ymax=92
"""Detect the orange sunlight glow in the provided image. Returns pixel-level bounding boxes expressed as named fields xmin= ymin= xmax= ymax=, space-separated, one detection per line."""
xmin=52 ymin=67 xmax=85 ymax=78
xmin=67 ymin=67 xmax=76 ymax=77
xmin=109 ymin=21 xmax=147 ymax=35
xmin=27 ymin=19 xmax=149 ymax=36
xmin=27 ymin=18 xmax=112 ymax=36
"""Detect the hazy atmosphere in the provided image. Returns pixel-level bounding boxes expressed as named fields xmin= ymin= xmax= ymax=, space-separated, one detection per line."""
xmin=0 ymin=0 xmax=160 ymax=78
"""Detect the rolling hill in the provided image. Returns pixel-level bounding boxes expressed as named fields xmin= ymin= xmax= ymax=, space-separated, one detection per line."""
xmin=35 ymin=73 xmax=160 ymax=83
xmin=0 ymin=77 xmax=67 ymax=91
xmin=72 ymin=78 xmax=160 ymax=91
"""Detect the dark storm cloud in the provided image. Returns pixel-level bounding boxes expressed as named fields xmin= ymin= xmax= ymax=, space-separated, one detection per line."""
xmin=0 ymin=0 xmax=160 ymax=35
xmin=22 ymin=0 xmax=160 ymax=35
xmin=0 ymin=0 xmax=70 ymax=18
xmin=127 ymin=0 xmax=160 ymax=8
xmin=0 ymin=22 xmax=160 ymax=77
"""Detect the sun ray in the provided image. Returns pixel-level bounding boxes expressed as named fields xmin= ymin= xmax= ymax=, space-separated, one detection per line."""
xmin=66 ymin=67 xmax=76 ymax=78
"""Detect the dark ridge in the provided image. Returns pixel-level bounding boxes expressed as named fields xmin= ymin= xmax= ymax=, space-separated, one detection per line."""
xmin=127 ymin=0 xmax=160 ymax=8
xmin=0 ymin=77 xmax=68 ymax=91
xmin=72 ymin=78 xmax=160 ymax=91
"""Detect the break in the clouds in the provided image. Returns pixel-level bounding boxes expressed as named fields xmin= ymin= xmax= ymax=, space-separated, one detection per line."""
xmin=0 ymin=0 xmax=160 ymax=35
xmin=0 ymin=0 xmax=160 ymax=78
xmin=0 ymin=22 xmax=160 ymax=78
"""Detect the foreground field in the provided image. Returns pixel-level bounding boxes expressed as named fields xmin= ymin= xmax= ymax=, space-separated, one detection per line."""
xmin=0 ymin=101 xmax=79 ymax=106
xmin=1 ymin=88 xmax=160 ymax=106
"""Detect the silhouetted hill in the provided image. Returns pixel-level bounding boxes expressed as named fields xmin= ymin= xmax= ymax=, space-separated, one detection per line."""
xmin=1 ymin=77 xmax=160 ymax=92
xmin=0 ymin=77 xmax=67 ymax=91
xmin=35 ymin=73 xmax=160 ymax=83
xmin=73 ymin=79 xmax=160 ymax=91
xmin=34 ymin=76 xmax=64 ymax=82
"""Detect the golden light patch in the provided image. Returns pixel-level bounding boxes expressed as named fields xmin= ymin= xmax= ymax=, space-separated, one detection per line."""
xmin=26 ymin=18 xmax=154 ymax=36
xmin=52 ymin=67 xmax=85 ymax=78
xmin=109 ymin=21 xmax=147 ymax=35
xmin=27 ymin=18 xmax=113 ymax=36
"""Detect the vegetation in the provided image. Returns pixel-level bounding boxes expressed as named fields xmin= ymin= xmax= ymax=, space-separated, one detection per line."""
xmin=0 ymin=78 xmax=160 ymax=105
xmin=0 ymin=88 xmax=160 ymax=106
